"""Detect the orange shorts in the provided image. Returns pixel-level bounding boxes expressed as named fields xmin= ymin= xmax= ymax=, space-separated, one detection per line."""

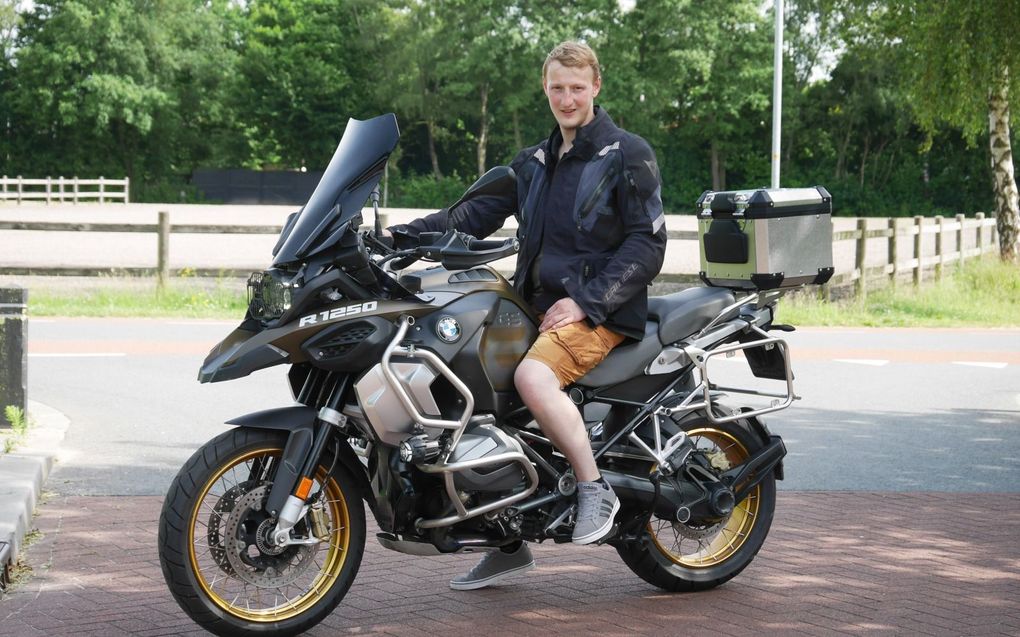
xmin=524 ymin=320 xmax=625 ymax=389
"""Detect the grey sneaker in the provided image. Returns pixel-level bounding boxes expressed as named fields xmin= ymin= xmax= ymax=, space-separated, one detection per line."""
xmin=449 ymin=543 xmax=535 ymax=591
xmin=572 ymin=480 xmax=620 ymax=545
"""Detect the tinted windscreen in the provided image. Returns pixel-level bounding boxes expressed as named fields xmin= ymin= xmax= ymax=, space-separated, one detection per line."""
xmin=273 ymin=114 xmax=399 ymax=265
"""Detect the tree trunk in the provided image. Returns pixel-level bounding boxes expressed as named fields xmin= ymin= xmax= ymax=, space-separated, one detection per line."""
xmin=988 ymin=67 xmax=1020 ymax=262
xmin=711 ymin=140 xmax=726 ymax=191
xmin=477 ymin=82 xmax=489 ymax=178
xmin=858 ymin=133 xmax=871 ymax=188
xmin=426 ymin=116 xmax=442 ymax=180
xmin=835 ymin=124 xmax=852 ymax=180
xmin=512 ymin=109 xmax=522 ymax=151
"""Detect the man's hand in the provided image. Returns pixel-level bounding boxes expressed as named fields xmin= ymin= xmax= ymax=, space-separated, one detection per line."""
xmin=539 ymin=297 xmax=587 ymax=332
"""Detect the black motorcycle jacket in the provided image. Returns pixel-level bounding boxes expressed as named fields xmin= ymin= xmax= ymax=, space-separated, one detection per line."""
xmin=391 ymin=107 xmax=667 ymax=341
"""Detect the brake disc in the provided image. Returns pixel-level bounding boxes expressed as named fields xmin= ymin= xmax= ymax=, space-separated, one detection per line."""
xmin=207 ymin=481 xmax=259 ymax=576
xmin=222 ymin=486 xmax=317 ymax=588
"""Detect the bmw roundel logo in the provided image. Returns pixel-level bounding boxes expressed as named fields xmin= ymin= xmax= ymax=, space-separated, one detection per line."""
xmin=436 ymin=316 xmax=461 ymax=343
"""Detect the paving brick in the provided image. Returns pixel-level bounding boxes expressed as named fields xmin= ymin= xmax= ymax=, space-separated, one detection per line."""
xmin=1 ymin=492 xmax=1018 ymax=636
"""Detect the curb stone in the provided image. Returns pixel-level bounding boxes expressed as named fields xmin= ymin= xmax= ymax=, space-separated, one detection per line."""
xmin=0 ymin=400 xmax=69 ymax=585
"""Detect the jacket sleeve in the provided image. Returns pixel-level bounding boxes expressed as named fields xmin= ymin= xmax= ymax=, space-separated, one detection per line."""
xmin=565 ymin=136 xmax=667 ymax=325
xmin=387 ymin=150 xmax=530 ymax=249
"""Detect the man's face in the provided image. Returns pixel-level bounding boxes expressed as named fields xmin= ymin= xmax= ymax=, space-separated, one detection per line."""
xmin=543 ymin=60 xmax=601 ymax=133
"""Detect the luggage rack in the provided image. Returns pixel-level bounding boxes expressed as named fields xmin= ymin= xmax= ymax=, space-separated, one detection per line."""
xmin=676 ymin=291 xmax=797 ymax=424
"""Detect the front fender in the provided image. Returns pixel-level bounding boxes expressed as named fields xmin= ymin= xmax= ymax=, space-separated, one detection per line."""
xmin=199 ymin=326 xmax=290 ymax=383
xmin=226 ymin=406 xmax=375 ymax=513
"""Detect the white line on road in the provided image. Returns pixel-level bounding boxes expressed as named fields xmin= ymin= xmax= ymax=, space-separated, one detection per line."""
xmin=952 ymin=361 xmax=1008 ymax=369
xmin=164 ymin=321 xmax=237 ymax=326
xmin=834 ymin=359 xmax=889 ymax=366
xmin=28 ymin=353 xmax=127 ymax=358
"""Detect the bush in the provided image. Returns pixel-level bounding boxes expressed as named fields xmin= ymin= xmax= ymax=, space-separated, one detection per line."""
xmin=388 ymin=173 xmax=471 ymax=209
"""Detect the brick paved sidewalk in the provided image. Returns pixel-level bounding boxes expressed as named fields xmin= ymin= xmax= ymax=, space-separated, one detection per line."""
xmin=2 ymin=492 xmax=1018 ymax=636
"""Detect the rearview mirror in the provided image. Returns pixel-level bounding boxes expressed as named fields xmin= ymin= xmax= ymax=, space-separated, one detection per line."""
xmin=448 ymin=166 xmax=516 ymax=212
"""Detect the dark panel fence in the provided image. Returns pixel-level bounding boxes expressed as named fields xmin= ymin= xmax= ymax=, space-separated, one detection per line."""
xmin=190 ymin=169 xmax=324 ymax=205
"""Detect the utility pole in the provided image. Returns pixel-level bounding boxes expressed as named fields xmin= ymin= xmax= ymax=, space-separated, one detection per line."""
xmin=771 ymin=0 xmax=784 ymax=189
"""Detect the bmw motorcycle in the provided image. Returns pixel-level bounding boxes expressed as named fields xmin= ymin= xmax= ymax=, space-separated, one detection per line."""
xmin=159 ymin=114 xmax=796 ymax=636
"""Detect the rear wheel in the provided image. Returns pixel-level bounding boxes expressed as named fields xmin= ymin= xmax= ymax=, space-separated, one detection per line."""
xmin=159 ymin=427 xmax=366 ymax=636
xmin=616 ymin=417 xmax=776 ymax=591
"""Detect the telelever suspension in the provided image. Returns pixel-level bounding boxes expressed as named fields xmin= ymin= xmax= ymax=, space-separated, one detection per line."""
xmin=270 ymin=376 xmax=351 ymax=548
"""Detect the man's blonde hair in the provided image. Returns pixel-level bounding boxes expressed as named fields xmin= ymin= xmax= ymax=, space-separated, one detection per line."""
xmin=542 ymin=41 xmax=601 ymax=84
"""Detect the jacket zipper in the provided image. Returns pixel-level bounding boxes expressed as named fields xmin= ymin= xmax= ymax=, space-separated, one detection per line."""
xmin=576 ymin=161 xmax=619 ymax=229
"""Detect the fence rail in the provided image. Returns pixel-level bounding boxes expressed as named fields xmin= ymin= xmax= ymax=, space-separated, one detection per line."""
xmin=0 ymin=211 xmax=1000 ymax=296
xmin=0 ymin=176 xmax=130 ymax=204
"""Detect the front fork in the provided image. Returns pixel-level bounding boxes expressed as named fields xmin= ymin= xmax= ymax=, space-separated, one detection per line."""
xmin=267 ymin=374 xmax=351 ymax=547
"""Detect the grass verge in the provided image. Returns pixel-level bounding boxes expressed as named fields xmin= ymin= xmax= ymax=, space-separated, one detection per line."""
xmin=20 ymin=256 xmax=1020 ymax=327
xmin=776 ymin=256 xmax=1020 ymax=327
xmin=28 ymin=276 xmax=247 ymax=319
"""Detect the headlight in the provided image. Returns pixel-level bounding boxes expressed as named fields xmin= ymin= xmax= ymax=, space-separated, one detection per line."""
xmin=247 ymin=270 xmax=294 ymax=321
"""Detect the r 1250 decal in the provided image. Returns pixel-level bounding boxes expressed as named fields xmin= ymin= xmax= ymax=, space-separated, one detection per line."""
xmin=299 ymin=301 xmax=378 ymax=327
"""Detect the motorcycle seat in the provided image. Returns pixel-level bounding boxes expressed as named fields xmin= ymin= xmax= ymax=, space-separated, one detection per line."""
xmin=575 ymin=321 xmax=660 ymax=387
xmin=648 ymin=286 xmax=735 ymax=345
xmin=574 ymin=287 xmax=736 ymax=388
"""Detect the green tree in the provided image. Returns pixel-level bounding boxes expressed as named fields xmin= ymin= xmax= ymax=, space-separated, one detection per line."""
xmin=885 ymin=0 xmax=1020 ymax=261
xmin=233 ymin=0 xmax=386 ymax=170
xmin=5 ymin=0 xmax=239 ymax=196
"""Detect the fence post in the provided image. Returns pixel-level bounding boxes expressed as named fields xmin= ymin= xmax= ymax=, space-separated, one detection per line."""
xmin=913 ymin=216 xmax=923 ymax=286
xmin=0 ymin=285 xmax=28 ymax=429
xmin=888 ymin=218 xmax=898 ymax=286
xmin=157 ymin=211 xmax=170 ymax=291
xmin=855 ymin=218 xmax=867 ymax=299
xmin=976 ymin=212 xmax=985 ymax=253
xmin=73 ymin=176 xmax=79 ymax=204
xmin=45 ymin=176 xmax=51 ymax=204
xmin=1 ymin=175 xmax=6 ymax=200
xmin=99 ymin=176 xmax=105 ymax=204
xmin=124 ymin=176 xmax=130 ymax=204
xmin=934 ymin=215 xmax=945 ymax=281
xmin=955 ymin=213 xmax=965 ymax=267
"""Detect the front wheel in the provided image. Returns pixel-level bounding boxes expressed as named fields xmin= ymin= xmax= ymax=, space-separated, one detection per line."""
xmin=616 ymin=416 xmax=776 ymax=592
xmin=158 ymin=427 xmax=366 ymax=636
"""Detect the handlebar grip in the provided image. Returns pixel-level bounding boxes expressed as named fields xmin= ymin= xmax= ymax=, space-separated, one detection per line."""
xmin=419 ymin=232 xmax=444 ymax=246
xmin=466 ymin=238 xmax=511 ymax=251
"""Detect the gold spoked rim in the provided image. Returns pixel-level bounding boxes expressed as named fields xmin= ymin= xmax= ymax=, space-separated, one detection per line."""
xmin=648 ymin=428 xmax=759 ymax=568
xmin=187 ymin=447 xmax=351 ymax=622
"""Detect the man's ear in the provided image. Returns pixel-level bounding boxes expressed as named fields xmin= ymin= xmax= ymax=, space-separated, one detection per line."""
xmin=592 ymin=76 xmax=602 ymax=98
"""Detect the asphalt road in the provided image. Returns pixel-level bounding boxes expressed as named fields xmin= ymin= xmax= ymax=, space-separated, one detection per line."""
xmin=25 ymin=318 xmax=1020 ymax=496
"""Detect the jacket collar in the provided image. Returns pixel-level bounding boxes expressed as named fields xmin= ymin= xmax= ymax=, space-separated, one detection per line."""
xmin=546 ymin=106 xmax=615 ymax=164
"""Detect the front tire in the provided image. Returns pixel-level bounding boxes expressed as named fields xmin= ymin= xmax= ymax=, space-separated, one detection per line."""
xmin=616 ymin=416 xmax=776 ymax=592
xmin=159 ymin=427 xmax=366 ymax=636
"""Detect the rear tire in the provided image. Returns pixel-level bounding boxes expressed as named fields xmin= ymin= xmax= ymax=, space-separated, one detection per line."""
xmin=616 ymin=416 xmax=776 ymax=592
xmin=158 ymin=427 xmax=366 ymax=636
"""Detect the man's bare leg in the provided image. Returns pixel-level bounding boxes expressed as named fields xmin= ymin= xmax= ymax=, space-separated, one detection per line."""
xmin=513 ymin=358 xmax=599 ymax=481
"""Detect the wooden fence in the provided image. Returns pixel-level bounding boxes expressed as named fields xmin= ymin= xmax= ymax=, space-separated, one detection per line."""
xmin=0 ymin=176 xmax=130 ymax=204
xmin=829 ymin=213 xmax=998 ymax=299
xmin=0 ymin=211 xmax=1000 ymax=296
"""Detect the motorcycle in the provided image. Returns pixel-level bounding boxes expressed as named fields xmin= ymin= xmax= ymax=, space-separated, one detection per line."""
xmin=158 ymin=113 xmax=800 ymax=636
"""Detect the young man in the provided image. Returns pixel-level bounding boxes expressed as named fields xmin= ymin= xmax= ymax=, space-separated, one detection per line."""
xmin=389 ymin=41 xmax=667 ymax=590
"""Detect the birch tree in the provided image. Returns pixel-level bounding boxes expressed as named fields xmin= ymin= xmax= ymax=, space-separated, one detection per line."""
xmin=887 ymin=0 xmax=1020 ymax=261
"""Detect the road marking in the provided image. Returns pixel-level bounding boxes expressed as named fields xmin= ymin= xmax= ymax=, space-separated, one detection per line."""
xmin=834 ymin=358 xmax=889 ymax=366
xmin=164 ymin=321 xmax=237 ymax=326
xmin=952 ymin=361 xmax=1008 ymax=369
xmin=28 ymin=353 xmax=127 ymax=358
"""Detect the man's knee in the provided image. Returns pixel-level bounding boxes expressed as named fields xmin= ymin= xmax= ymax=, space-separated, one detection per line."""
xmin=514 ymin=359 xmax=556 ymax=401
